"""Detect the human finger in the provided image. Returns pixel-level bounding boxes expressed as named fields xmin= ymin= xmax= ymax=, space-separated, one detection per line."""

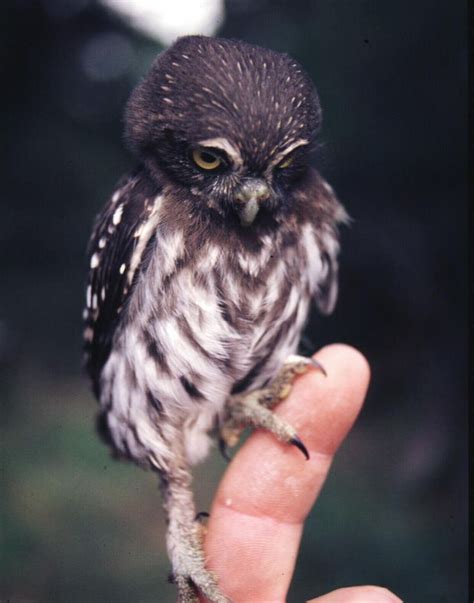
xmin=204 ymin=344 xmax=370 ymax=601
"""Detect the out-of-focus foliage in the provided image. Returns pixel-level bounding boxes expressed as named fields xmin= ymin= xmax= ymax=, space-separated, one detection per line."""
xmin=1 ymin=1 xmax=467 ymax=601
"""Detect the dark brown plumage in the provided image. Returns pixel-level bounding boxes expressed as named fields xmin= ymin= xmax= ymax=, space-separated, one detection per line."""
xmin=124 ymin=36 xmax=321 ymax=223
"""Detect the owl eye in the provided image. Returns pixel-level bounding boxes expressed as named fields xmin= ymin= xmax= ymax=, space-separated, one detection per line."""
xmin=277 ymin=156 xmax=294 ymax=169
xmin=192 ymin=148 xmax=222 ymax=170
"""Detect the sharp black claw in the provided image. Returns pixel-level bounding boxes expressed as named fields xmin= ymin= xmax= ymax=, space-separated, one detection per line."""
xmin=195 ymin=511 xmax=210 ymax=522
xmin=290 ymin=435 xmax=310 ymax=460
xmin=219 ymin=438 xmax=232 ymax=462
xmin=309 ymin=358 xmax=327 ymax=377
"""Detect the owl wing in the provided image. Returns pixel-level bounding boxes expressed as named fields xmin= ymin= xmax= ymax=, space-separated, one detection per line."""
xmin=313 ymin=176 xmax=348 ymax=316
xmin=83 ymin=168 xmax=161 ymax=391
xmin=314 ymin=247 xmax=339 ymax=315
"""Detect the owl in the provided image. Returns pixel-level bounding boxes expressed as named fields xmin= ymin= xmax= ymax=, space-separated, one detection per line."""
xmin=83 ymin=35 xmax=347 ymax=603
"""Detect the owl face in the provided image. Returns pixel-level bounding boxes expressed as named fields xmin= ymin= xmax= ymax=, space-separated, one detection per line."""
xmin=125 ymin=36 xmax=322 ymax=225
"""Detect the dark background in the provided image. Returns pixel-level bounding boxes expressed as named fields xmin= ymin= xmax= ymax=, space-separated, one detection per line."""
xmin=1 ymin=1 xmax=468 ymax=601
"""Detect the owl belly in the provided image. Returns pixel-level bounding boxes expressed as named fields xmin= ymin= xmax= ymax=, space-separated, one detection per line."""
xmin=173 ymin=266 xmax=311 ymax=464
xmin=100 ymin=249 xmax=312 ymax=467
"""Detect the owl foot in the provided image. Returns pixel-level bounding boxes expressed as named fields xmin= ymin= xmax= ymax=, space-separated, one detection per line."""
xmin=261 ymin=355 xmax=327 ymax=409
xmin=172 ymin=573 xmax=227 ymax=603
xmin=172 ymin=569 xmax=229 ymax=603
xmin=221 ymin=355 xmax=326 ymax=459
xmin=172 ymin=574 xmax=198 ymax=603
xmin=169 ymin=528 xmax=230 ymax=603
xmin=163 ymin=454 xmax=230 ymax=603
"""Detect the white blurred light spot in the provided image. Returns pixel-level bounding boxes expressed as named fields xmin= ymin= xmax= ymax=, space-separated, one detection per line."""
xmin=80 ymin=33 xmax=134 ymax=81
xmin=100 ymin=0 xmax=225 ymax=46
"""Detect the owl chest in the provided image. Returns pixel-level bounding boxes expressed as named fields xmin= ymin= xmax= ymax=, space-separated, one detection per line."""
xmin=160 ymin=244 xmax=311 ymax=389
xmin=123 ymin=231 xmax=316 ymax=411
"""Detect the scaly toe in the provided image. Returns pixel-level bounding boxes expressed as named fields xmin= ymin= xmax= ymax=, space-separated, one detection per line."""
xmin=285 ymin=354 xmax=327 ymax=376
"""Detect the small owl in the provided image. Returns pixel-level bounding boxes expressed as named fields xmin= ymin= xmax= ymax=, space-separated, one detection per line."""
xmin=83 ymin=36 xmax=347 ymax=602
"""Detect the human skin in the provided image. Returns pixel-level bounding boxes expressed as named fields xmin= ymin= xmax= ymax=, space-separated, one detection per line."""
xmin=202 ymin=344 xmax=403 ymax=603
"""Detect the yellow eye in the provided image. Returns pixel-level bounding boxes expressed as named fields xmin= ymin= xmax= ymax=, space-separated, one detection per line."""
xmin=192 ymin=148 xmax=222 ymax=170
xmin=277 ymin=156 xmax=294 ymax=169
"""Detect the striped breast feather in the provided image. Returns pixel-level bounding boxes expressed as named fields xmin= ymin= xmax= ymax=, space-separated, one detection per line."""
xmin=83 ymin=167 xmax=162 ymax=390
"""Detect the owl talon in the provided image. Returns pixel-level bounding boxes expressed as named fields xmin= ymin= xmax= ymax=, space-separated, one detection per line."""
xmin=309 ymin=358 xmax=327 ymax=376
xmin=195 ymin=511 xmax=210 ymax=522
xmin=289 ymin=435 xmax=310 ymax=460
xmin=218 ymin=437 xmax=232 ymax=462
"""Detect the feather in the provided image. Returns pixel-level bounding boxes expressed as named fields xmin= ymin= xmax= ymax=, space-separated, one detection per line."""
xmin=83 ymin=167 xmax=161 ymax=389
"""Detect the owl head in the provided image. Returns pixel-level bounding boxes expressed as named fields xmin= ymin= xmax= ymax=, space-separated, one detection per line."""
xmin=125 ymin=36 xmax=322 ymax=226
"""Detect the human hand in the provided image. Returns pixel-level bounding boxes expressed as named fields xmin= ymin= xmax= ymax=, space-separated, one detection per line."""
xmin=203 ymin=344 xmax=403 ymax=603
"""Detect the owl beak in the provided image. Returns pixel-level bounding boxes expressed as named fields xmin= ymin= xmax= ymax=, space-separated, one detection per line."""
xmin=234 ymin=179 xmax=271 ymax=226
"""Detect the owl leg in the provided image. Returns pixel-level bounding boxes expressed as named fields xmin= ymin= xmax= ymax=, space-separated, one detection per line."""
xmin=221 ymin=355 xmax=326 ymax=458
xmin=160 ymin=442 xmax=230 ymax=603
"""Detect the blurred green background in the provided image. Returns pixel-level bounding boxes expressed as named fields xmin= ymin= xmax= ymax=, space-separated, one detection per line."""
xmin=1 ymin=1 xmax=467 ymax=601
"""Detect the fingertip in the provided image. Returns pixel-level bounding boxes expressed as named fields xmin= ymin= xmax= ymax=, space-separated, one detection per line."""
xmin=311 ymin=343 xmax=371 ymax=423
xmin=313 ymin=343 xmax=371 ymax=392
xmin=275 ymin=344 xmax=370 ymax=457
